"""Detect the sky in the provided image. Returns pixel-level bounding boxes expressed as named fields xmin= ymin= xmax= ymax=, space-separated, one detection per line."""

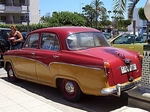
xmin=39 ymin=0 xmax=147 ymax=19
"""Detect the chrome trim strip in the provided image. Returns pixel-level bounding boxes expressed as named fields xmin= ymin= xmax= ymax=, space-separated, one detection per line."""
xmin=4 ymin=55 xmax=102 ymax=70
xmin=51 ymin=62 xmax=102 ymax=70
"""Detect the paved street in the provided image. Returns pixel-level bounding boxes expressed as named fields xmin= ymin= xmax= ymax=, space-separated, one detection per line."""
xmin=0 ymin=68 xmax=148 ymax=112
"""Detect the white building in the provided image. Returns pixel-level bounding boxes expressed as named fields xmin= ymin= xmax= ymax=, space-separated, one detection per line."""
xmin=0 ymin=0 xmax=40 ymax=24
xmin=128 ymin=7 xmax=147 ymax=33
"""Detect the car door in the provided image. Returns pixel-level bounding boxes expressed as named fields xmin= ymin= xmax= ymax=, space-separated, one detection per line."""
xmin=16 ymin=33 xmax=39 ymax=80
xmin=35 ymin=33 xmax=60 ymax=84
xmin=110 ymin=34 xmax=136 ymax=51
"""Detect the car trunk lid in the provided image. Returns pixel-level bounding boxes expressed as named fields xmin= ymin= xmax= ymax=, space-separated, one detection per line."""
xmin=78 ymin=47 xmax=142 ymax=86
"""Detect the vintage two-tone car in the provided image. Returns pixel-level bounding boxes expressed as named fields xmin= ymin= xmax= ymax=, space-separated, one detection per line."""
xmin=3 ymin=26 xmax=142 ymax=102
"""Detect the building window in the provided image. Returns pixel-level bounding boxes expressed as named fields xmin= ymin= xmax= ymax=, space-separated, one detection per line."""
xmin=1 ymin=16 xmax=6 ymax=21
xmin=20 ymin=16 xmax=25 ymax=20
xmin=19 ymin=0 xmax=25 ymax=5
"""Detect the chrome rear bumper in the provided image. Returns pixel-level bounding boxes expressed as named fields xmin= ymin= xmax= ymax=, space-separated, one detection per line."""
xmin=101 ymin=80 xmax=140 ymax=96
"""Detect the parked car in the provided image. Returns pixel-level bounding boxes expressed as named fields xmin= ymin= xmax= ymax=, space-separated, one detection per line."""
xmin=109 ymin=33 xmax=148 ymax=55
xmin=0 ymin=28 xmax=11 ymax=53
xmin=3 ymin=26 xmax=142 ymax=102
xmin=0 ymin=28 xmax=11 ymax=66
xmin=21 ymin=32 xmax=28 ymax=40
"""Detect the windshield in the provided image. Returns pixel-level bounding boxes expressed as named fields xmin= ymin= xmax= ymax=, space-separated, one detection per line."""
xmin=67 ymin=32 xmax=110 ymax=50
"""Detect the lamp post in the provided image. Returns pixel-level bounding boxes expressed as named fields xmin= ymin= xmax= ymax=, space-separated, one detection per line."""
xmin=27 ymin=0 xmax=29 ymax=33
xmin=80 ymin=3 xmax=84 ymax=14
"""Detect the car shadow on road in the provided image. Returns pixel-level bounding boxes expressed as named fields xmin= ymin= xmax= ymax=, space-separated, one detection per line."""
xmin=1 ymin=77 xmax=129 ymax=112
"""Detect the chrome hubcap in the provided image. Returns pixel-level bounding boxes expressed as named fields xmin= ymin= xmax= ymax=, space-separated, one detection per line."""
xmin=9 ymin=69 xmax=13 ymax=77
xmin=65 ymin=81 xmax=74 ymax=93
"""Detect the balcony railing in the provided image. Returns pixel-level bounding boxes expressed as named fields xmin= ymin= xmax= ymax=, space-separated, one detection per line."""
xmin=5 ymin=6 xmax=22 ymax=12
xmin=0 ymin=3 xmax=28 ymax=12
xmin=5 ymin=3 xmax=26 ymax=6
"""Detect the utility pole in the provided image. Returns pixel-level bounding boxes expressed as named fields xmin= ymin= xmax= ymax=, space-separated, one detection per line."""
xmin=133 ymin=20 xmax=136 ymax=35
xmin=27 ymin=0 xmax=29 ymax=33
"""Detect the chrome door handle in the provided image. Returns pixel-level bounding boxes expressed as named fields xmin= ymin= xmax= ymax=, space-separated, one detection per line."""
xmin=31 ymin=52 xmax=35 ymax=55
xmin=53 ymin=55 xmax=59 ymax=58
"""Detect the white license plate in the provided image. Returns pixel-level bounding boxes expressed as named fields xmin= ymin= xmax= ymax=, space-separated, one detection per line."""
xmin=121 ymin=64 xmax=137 ymax=74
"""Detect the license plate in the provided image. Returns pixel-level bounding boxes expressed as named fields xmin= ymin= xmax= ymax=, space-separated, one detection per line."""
xmin=121 ymin=64 xmax=137 ymax=74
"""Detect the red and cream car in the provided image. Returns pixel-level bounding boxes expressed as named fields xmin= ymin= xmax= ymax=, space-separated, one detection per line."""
xmin=3 ymin=26 xmax=142 ymax=102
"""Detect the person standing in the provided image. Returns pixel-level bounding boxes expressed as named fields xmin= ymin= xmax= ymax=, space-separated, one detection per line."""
xmin=8 ymin=25 xmax=23 ymax=50
xmin=106 ymin=26 xmax=112 ymax=33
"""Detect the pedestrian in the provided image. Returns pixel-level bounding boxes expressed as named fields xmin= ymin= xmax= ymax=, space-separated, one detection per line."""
xmin=107 ymin=26 xmax=112 ymax=33
xmin=8 ymin=24 xmax=23 ymax=50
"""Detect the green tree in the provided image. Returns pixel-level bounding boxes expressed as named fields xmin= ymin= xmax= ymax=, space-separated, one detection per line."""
xmin=47 ymin=11 xmax=86 ymax=27
xmin=40 ymin=13 xmax=51 ymax=24
xmin=99 ymin=20 xmax=111 ymax=28
xmin=138 ymin=7 xmax=147 ymax=20
xmin=82 ymin=5 xmax=95 ymax=27
xmin=90 ymin=0 xmax=106 ymax=28
xmin=121 ymin=19 xmax=132 ymax=29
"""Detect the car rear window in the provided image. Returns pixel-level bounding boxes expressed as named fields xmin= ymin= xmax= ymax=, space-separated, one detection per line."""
xmin=67 ymin=32 xmax=110 ymax=50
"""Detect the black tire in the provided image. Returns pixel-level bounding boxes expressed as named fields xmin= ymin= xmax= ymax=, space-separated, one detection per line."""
xmin=59 ymin=79 xmax=82 ymax=102
xmin=6 ymin=63 xmax=18 ymax=82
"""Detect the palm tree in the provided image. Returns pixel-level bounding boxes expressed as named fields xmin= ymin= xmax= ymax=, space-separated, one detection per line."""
xmin=90 ymin=0 xmax=106 ymax=28
xmin=112 ymin=0 xmax=140 ymax=20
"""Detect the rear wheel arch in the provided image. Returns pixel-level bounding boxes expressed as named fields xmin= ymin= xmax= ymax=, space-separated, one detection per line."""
xmin=58 ymin=78 xmax=83 ymax=102
xmin=56 ymin=77 xmax=82 ymax=90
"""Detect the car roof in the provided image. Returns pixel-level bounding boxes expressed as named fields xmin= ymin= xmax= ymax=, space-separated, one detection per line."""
xmin=28 ymin=26 xmax=101 ymax=50
xmin=0 ymin=28 xmax=10 ymax=30
xmin=31 ymin=26 xmax=100 ymax=34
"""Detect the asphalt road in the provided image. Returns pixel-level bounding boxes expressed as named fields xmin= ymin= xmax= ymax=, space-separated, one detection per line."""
xmin=0 ymin=68 xmax=133 ymax=112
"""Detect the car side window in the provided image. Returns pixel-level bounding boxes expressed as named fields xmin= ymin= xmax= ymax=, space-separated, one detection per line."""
xmin=113 ymin=35 xmax=127 ymax=44
xmin=113 ymin=34 xmax=135 ymax=44
xmin=135 ymin=35 xmax=147 ymax=43
xmin=24 ymin=33 xmax=39 ymax=48
xmin=40 ymin=33 xmax=60 ymax=51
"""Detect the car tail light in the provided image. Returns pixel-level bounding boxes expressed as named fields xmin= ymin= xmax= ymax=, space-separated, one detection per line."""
xmin=138 ymin=54 xmax=143 ymax=60
xmin=104 ymin=62 xmax=110 ymax=69
xmin=104 ymin=62 xmax=110 ymax=76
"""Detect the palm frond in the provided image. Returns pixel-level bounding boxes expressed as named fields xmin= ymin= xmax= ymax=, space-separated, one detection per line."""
xmin=112 ymin=0 xmax=127 ymax=17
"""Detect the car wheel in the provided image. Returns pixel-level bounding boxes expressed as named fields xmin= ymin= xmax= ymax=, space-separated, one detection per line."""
xmin=6 ymin=63 xmax=18 ymax=82
xmin=59 ymin=79 xmax=82 ymax=102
